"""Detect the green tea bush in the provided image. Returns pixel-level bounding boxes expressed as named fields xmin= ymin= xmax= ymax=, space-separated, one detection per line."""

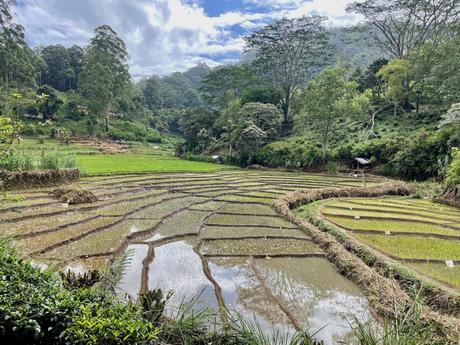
xmin=66 ymin=303 xmax=159 ymax=345
xmin=0 ymin=238 xmax=160 ymax=345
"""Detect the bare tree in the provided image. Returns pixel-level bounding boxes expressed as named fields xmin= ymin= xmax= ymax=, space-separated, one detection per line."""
xmin=244 ymin=16 xmax=332 ymax=130
xmin=347 ymin=0 xmax=460 ymax=58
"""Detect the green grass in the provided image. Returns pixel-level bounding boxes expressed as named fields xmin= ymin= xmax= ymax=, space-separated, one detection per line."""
xmin=7 ymin=138 xmax=237 ymax=175
xmin=77 ymin=154 xmax=236 ymax=175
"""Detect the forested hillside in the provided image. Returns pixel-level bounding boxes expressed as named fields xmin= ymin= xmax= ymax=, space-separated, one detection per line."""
xmin=1 ymin=0 xmax=459 ymax=188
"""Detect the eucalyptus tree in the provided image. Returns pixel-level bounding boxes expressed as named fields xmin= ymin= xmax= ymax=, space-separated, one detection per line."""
xmin=244 ymin=15 xmax=331 ymax=129
xmin=0 ymin=0 xmax=35 ymax=114
xmin=80 ymin=25 xmax=131 ymax=133
xmin=347 ymin=0 xmax=460 ymax=59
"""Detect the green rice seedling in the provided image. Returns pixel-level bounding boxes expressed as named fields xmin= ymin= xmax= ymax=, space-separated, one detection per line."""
xmin=219 ymin=203 xmax=278 ymax=215
xmin=352 ymin=234 xmax=460 ymax=260
xmin=321 ymin=207 xmax=453 ymax=225
xmin=201 ymin=226 xmax=308 ymax=239
xmin=1 ymin=213 xmax=95 ymax=237
xmin=144 ymin=210 xmax=208 ymax=239
xmin=207 ymin=214 xmax=296 ymax=228
xmin=406 ymin=262 xmax=460 ymax=288
xmin=241 ymin=191 xmax=285 ymax=198
xmin=322 ymin=201 xmax=460 ymax=222
xmin=202 ymin=238 xmax=322 ymax=256
xmin=42 ymin=218 xmax=159 ymax=261
xmin=325 ymin=216 xmax=460 ymax=237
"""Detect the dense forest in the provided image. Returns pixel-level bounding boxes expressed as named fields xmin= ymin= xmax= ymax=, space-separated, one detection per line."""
xmin=1 ymin=0 xmax=460 ymax=187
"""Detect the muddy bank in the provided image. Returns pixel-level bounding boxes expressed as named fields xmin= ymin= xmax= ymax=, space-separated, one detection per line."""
xmin=274 ymin=182 xmax=460 ymax=341
xmin=0 ymin=169 xmax=80 ymax=190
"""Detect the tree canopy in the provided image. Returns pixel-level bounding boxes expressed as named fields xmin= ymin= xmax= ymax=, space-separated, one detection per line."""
xmin=244 ymin=15 xmax=332 ymax=128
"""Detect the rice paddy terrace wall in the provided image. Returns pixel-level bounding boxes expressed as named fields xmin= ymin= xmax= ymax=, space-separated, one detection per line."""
xmin=2 ymin=171 xmax=382 ymax=343
xmin=274 ymin=183 xmax=460 ymax=341
xmin=0 ymin=168 xmax=80 ymax=190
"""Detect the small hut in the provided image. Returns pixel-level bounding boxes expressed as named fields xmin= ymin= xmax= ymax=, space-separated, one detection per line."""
xmin=353 ymin=157 xmax=372 ymax=171
xmin=352 ymin=157 xmax=372 ymax=187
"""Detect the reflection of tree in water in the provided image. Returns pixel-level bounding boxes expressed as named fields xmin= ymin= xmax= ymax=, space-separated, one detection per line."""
xmin=210 ymin=259 xmax=290 ymax=327
xmin=254 ymin=259 xmax=372 ymax=344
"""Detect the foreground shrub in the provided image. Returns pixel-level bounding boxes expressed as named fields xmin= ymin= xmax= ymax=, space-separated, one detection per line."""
xmin=0 ymin=238 xmax=160 ymax=344
xmin=66 ymin=303 xmax=159 ymax=345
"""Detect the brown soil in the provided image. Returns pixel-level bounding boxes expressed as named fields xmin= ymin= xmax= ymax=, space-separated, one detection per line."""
xmin=0 ymin=169 xmax=80 ymax=190
xmin=71 ymin=138 xmax=130 ymax=154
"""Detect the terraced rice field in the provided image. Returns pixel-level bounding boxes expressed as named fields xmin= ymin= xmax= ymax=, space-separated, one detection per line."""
xmin=3 ymin=171 xmax=381 ymax=343
xmin=317 ymin=197 xmax=460 ymax=289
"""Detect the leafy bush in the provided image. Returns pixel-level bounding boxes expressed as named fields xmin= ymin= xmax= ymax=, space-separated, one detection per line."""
xmin=326 ymin=161 xmax=339 ymax=174
xmin=445 ymin=147 xmax=460 ymax=187
xmin=109 ymin=120 xmax=161 ymax=143
xmin=390 ymin=129 xmax=458 ymax=180
xmin=257 ymin=140 xmax=324 ymax=169
xmin=349 ymin=137 xmax=403 ymax=163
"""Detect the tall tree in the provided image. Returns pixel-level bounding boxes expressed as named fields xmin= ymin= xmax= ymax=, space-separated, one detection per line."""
xmin=201 ymin=65 xmax=258 ymax=109
xmin=347 ymin=0 xmax=460 ymax=59
xmin=377 ymin=59 xmax=412 ymax=115
xmin=244 ymin=16 xmax=331 ymax=129
xmin=80 ymin=25 xmax=131 ymax=132
xmin=300 ymin=67 xmax=370 ymax=160
xmin=40 ymin=45 xmax=71 ymax=91
xmin=67 ymin=45 xmax=84 ymax=90
xmin=0 ymin=0 xmax=35 ymax=114
xmin=79 ymin=61 xmax=113 ymax=138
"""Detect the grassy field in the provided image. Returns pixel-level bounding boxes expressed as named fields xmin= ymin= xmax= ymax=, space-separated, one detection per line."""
xmin=314 ymin=197 xmax=460 ymax=289
xmin=76 ymin=154 xmax=236 ymax=175
xmin=7 ymin=138 xmax=236 ymax=175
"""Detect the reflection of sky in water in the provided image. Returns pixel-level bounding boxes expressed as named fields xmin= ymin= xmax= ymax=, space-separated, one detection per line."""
xmin=255 ymin=258 xmax=372 ymax=345
xmin=116 ymin=242 xmax=372 ymax=344
xmin=147 ymin=241 xmax=217 ymax=310
xmin=117 ymin=244 xmax=149 ymax=298
xmin=209 ymin=259 xmax=295 ymax=338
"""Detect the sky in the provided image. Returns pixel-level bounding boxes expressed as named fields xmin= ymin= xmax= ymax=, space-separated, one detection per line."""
xmin=14 ymin=0 xmax=363 ymax=79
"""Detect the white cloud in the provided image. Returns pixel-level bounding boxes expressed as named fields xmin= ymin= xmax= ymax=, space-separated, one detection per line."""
xmin=14 ymin=0 xmax=362 ymax=78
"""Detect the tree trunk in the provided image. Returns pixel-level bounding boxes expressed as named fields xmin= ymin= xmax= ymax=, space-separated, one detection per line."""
xmin=322 ymin=133 xmax=328 ymax=162
xmin=4 ymin=69 xmax=9 ymax=115
xmin=282 ymin=88 xmax=292 ymax=131
xmin=105 ymin=105 xmax=111 ymax=133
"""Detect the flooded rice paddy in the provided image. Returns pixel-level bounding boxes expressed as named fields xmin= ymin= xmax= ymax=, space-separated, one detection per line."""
xmin=4 ymin=171 xmax=381 ymax=343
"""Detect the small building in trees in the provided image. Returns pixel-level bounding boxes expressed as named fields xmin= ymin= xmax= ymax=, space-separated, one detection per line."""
xmin=352 ymin=157 xmax=372 ymax=171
